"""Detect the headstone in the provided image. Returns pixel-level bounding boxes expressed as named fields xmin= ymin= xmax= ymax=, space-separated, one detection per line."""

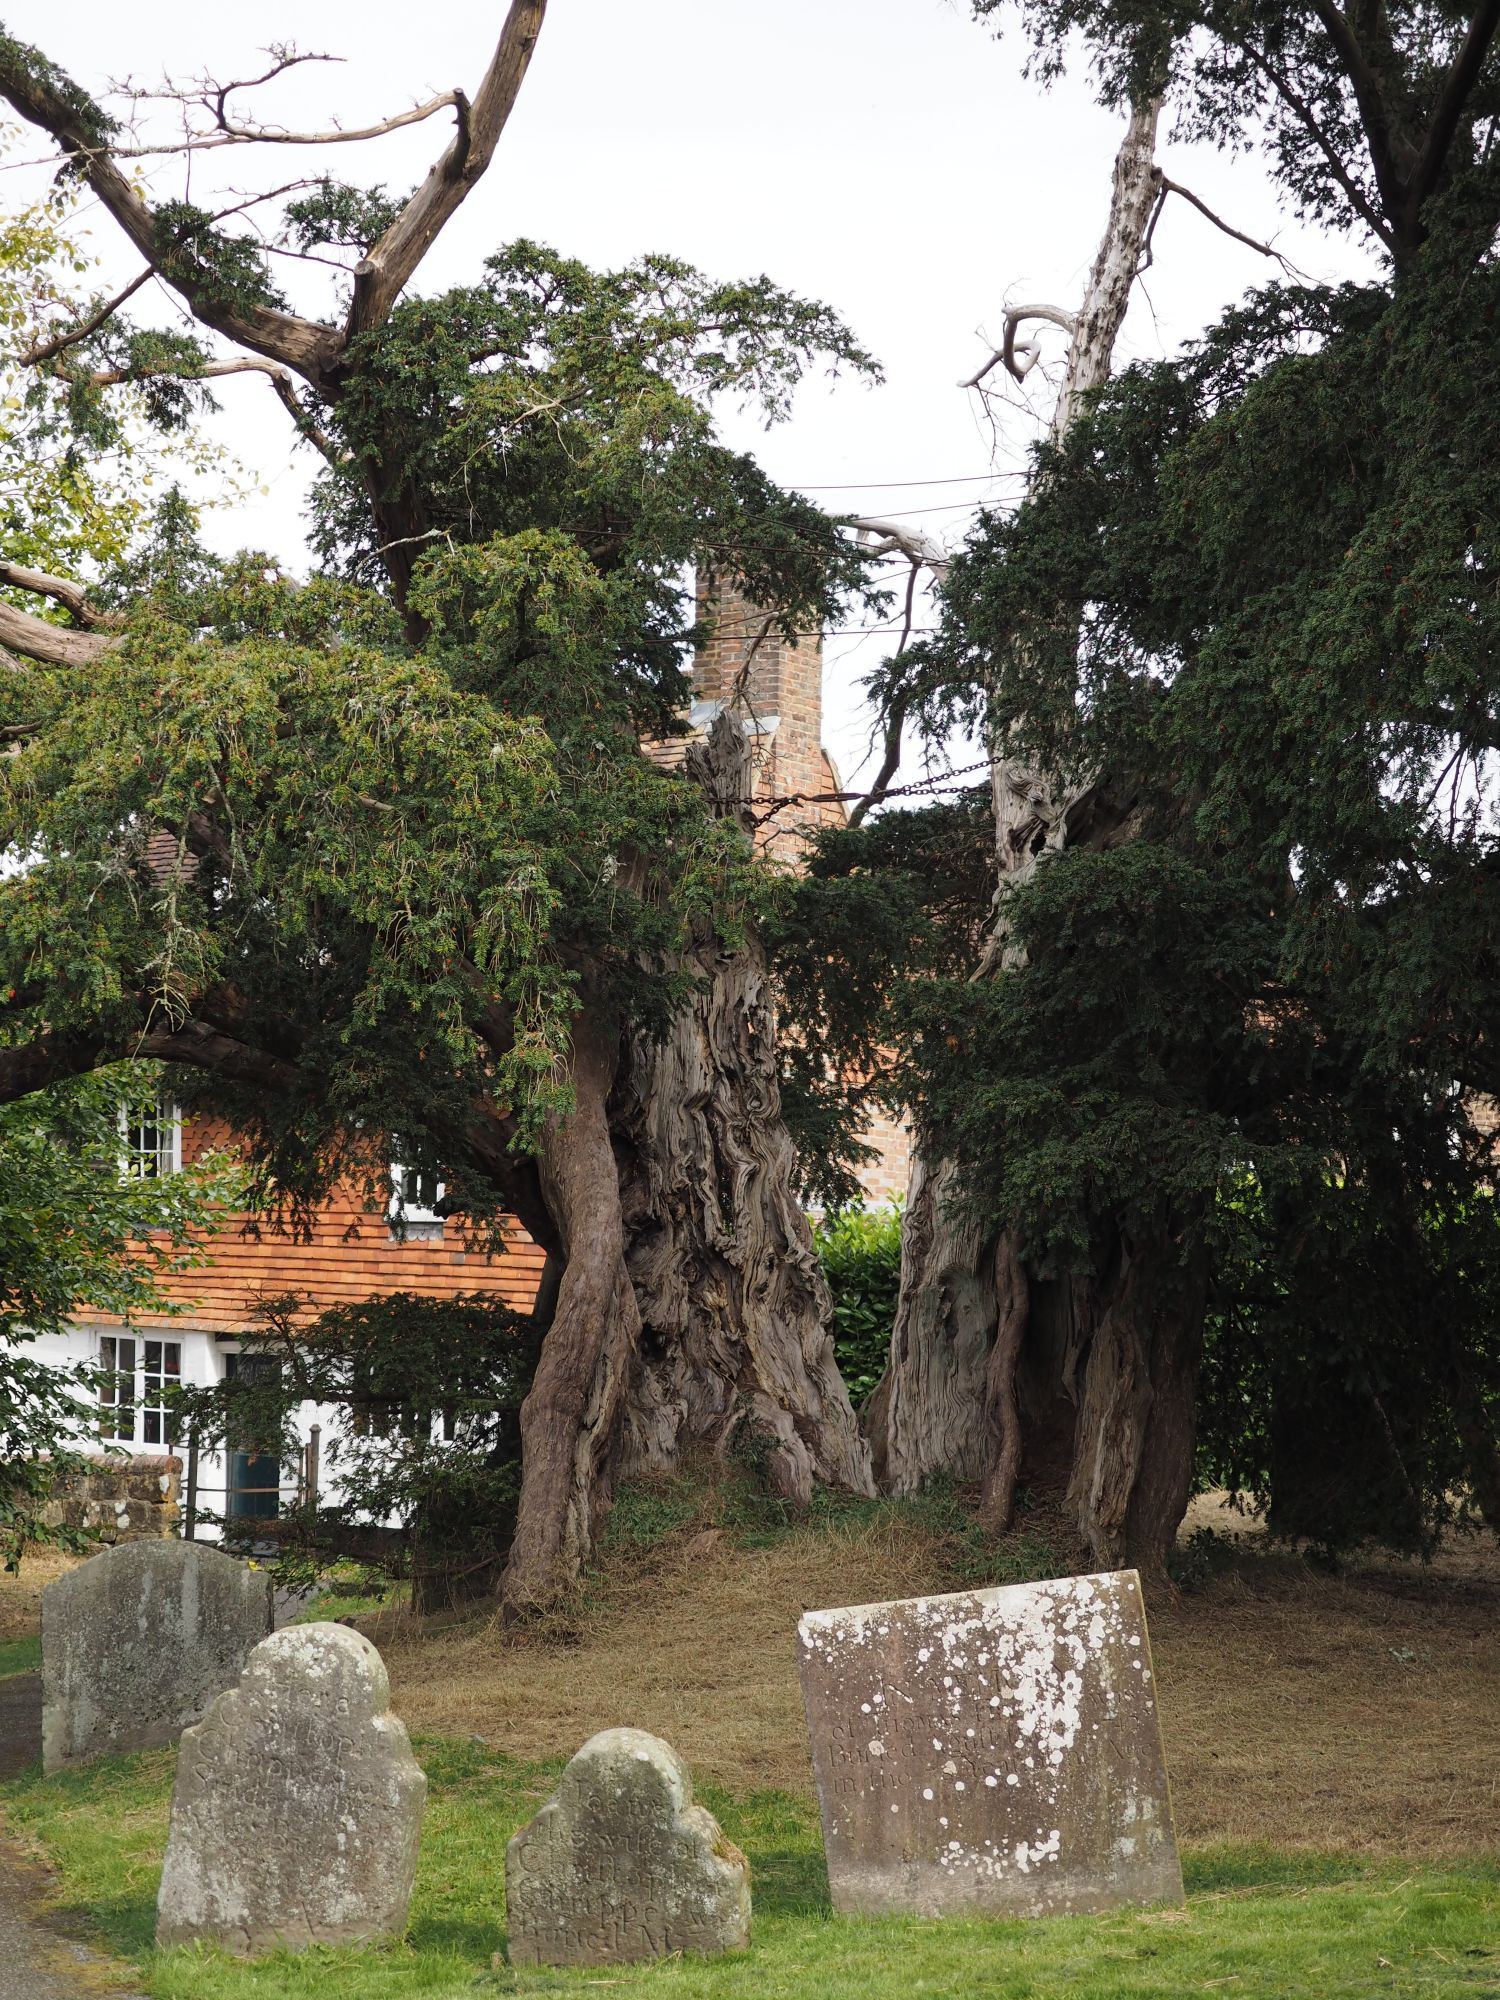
xmin=798 ymin=1568 xmax=1183 ymax=1919
xmin=155 ymin=1622 xmax=426 ymax=1956
xmin=41 ymin=1537 xmax=272 ymax=1773
xmin=506 ymin=1727 xmax=751 ymax=1967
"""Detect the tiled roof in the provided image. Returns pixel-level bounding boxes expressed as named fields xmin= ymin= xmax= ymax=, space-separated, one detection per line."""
xmin=88 ymin=1119 xmax=546 ymax=1332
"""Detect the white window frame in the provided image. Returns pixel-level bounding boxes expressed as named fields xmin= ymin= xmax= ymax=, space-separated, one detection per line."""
xmin=98 ymin=1333 xmax=183 ymax=1448
xmin=388 ymin=1160 xmax=445 ymax=1238
xmin=118 ymin=1095 xmax=182 ymax=1181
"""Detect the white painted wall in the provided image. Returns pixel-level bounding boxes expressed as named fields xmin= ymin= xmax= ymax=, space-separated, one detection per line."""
xmin=20 ymin=1324 xmax=351 ymax=1540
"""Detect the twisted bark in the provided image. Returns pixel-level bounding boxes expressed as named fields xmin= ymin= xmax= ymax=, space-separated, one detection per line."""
xmin=502 ymin=1008 xmax=640 ymax=1608
xmin=615 ymin=716 xmax=872 ymax=1501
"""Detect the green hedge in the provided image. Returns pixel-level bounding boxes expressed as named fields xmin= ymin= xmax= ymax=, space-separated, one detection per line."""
xmin=814 ymin=1206 xmax=902 ymax=1407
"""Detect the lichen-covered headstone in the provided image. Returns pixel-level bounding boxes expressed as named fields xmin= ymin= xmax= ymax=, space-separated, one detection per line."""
xmin=155 ymin=1622 xmax=426 ymax=1956
xmin=798 ymin=1568 xmax=1183 ymax=1919
xmin=506 ymin=1727 xmax=750 ymax=1967
xmin=41 ymin=1537 xmax=272 ymax=1773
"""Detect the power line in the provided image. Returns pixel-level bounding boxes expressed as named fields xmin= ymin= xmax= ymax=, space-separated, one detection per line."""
xmin=792 ymin=472 xmax=1028 ymax=491
xmin=745 ymin=758 xmax=991 ymax=823
xmin=841 ymin=498 xmax=1006 ymax=518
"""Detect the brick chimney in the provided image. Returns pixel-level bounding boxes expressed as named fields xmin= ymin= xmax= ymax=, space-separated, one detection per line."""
xmin=693 ymin=572 xmax=841 ymax=864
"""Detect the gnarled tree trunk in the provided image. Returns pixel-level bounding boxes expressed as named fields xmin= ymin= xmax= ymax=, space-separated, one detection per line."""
xmin=615 ymin=716 xmax=873 ymax=1501
xmin=877 ymin=97 xmax=1202 ymax=1578
xmin=502 ymin=1009 xmax=642 ymax=1608
xmin=502 ymin=716 xmax=872 ymax=1606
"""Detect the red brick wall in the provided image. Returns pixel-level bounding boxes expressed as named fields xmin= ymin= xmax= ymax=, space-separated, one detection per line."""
xmin=697 ymin=574 xmax=911 ymax=1206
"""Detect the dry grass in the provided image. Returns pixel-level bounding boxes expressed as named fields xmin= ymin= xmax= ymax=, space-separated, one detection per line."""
xmin=0 ymin=1548 xmax=75 ymax=1643
xmin=370 ymin=1486 xmax=1500 ymax=1862
xmin=379 ymin=1508 xmax=951 ymax=1794
xmin=1156 ymin=1495 xmax=1500 ymax=1857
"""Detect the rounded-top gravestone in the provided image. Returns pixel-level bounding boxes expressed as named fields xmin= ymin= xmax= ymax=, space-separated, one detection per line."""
xmin=156 ymin=1621 xmax=426 ymax=1957
xmin=41 ymin=1537 xmax=273 ymax=1773
xmin=506 ymin=1726 xmax=751 ymax=1967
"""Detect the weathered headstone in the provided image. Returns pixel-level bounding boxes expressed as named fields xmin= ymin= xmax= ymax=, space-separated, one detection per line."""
xmin=156 ymin=1622 xmax=426 ymax=1956
xmin=798 ymin=1568 xmax=1183 ymax=1919
xmin=41 ymin=1537 xmax=272 ymax=1773
xmin=506 ymin=1727 xmax=750 ymax=1967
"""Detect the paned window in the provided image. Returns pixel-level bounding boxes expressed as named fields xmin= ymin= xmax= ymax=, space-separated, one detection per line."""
xmin=118 ymin=1097 xmax=182 ymax=1180
xmin=98 ymin=1336 xmax=182 ymax=1446
xmin=389 ymin=1160 xmax=444 ymax=1241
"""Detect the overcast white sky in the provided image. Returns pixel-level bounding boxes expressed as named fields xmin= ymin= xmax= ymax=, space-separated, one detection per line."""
xmin=12 ymin=2 xmax=1366 ymax=792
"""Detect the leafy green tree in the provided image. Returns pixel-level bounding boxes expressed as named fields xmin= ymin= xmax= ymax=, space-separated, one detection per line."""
xmin=0 ymin=1070 xmax=234 ymax=1565
xmin=783 ymin=0 xmax=1500 ymax=1566
xmin=0 ymin=9 xmax=876 ymax=1606
xmin=176 ymin=1291 xmax=538 ymax=1613
xmin=814 ymin=1207 xmax=906 ymax=1408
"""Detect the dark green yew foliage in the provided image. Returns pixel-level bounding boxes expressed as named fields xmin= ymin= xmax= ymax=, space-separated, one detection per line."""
xmin=1 ymin=232 xmax=880 ymax=1222
xmin=777 ymin=3 xmax=1500 ymax=1550
xmin=771 ymin=790 xmax=996 ymax=1207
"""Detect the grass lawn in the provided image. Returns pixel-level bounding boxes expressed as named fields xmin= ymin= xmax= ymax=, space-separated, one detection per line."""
xmin=2 ymin=1737 xmax=1497 ymax=2000
xmin=0 ymin=1634 xmax=40 ymax=1679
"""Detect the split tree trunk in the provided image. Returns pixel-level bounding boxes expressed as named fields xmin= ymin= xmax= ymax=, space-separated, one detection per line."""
xmin=878 ymin=98 xmax=1200 ymax=1578
xmin=615 ymin=716 xmax=873 ymax=1501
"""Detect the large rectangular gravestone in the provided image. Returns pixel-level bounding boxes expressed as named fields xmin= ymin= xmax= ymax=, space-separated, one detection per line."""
xmin=798 ymin=1569 xmax=1182 ymax=1919
xmin=42 ymin=1538 xmax=272 ymax=1773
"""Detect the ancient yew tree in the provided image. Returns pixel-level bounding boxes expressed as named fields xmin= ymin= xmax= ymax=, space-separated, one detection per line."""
xmin=0 ymin=7 xmax=875 ymax=1605
xmin=781 ymin=0 xmax=1500 ymax=1569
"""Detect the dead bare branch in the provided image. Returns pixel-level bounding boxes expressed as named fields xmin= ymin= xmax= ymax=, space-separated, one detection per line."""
xmin=0 ymin=52 xmax=342 ymax=383
xmin=347 ymin=0 xmax=548 ymax=336
xmin=848 ymin=560 xmax=921 ymax=830
xmin=1157 ymin=173 xmax=1307 ymax=276
xmin=0 ymin=595 xmax=115 ymax=667
xmin=849 ymin=518 xmax=950 ymax=579
xmin=111 ymin=91 xmax=463 ymax=158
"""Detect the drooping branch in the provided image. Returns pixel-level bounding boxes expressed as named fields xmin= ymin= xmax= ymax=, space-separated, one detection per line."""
xmin=86 ymin=353 xmax=339 ymax=462
xmin=1152 ymin=175 xmax=1306 ymax=275
xmin=0 ymin=1025 xmax=120 ymax=1104
xmin=848 ymin=558 xmax=921 ymax=831
xmin=136 ymin=1019 xmax=305 ymax=1093
xmin=346 ymin=0 xmax=548 ymax=337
